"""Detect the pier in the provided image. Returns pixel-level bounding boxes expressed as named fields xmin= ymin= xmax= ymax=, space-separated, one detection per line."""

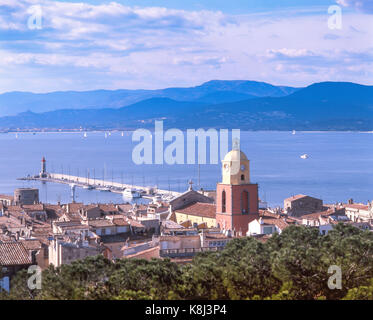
xmin=19 ymin=173 xmax=181 ymax=199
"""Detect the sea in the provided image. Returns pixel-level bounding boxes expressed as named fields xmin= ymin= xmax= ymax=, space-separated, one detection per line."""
xmin=0 ymin=131 xmax=372 ymax=207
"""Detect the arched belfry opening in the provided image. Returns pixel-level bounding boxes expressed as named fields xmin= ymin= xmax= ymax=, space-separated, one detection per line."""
xmin=242 ymin=190 xmax=249 ymax=214
xmin=222 ymin=190 xmax=226 ymax=213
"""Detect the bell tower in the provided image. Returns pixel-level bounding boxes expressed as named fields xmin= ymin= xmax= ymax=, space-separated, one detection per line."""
xmin=216 ymin=147 xmax=259 ymax=236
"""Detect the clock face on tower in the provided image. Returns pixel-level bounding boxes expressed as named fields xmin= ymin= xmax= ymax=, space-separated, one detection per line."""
xmin=240 ymin=164 xmax=245 ymax=171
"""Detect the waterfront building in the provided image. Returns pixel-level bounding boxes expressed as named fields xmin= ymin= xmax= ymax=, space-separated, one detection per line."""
xmin=14 ymin=188 xmax=39 ymax=205
xmin=284 ymin=194 xmax=324 ymax=217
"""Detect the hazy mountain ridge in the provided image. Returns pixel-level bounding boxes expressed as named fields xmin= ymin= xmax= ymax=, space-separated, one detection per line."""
xmin=0 ymin=81 xmax=372 ymax=131
xmin=0 ymin=80 xmax=299 ymax=117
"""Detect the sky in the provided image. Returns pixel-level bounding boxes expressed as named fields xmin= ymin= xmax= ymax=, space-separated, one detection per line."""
xmin=0 ymin=0 xmax=372 ymax=92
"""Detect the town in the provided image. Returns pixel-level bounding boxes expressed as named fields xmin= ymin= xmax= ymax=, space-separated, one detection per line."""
xmin=1 ymin=147 xmax=372 ymax=292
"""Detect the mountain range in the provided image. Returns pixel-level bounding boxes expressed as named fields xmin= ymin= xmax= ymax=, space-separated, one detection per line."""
xmin=0 ymin=80 xmax=372 ymax=131
xmin=0 ymin=80 xmax=298 ymax=117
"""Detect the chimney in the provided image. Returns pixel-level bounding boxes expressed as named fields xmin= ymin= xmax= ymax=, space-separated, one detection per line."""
xmin=348 ymin=199 xmax=354 ymax=205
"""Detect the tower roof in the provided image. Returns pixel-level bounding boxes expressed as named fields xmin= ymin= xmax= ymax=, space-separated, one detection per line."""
xmin=223 ymin=149 xmax=248 ymax=162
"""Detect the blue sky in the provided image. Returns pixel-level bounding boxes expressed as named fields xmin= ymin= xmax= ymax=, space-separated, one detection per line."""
xmin=0 ymin=0 xmax=372 ymax=92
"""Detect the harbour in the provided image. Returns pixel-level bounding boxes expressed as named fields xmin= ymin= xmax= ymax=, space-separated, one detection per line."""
xmin=18 ymin=172 xmax=181 ymax=200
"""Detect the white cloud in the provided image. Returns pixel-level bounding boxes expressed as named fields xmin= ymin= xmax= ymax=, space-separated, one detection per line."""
xmin=336 ymin=0 xmax=373 ymax=13
xmin=0 ymin=0 xmax=371 ymax=92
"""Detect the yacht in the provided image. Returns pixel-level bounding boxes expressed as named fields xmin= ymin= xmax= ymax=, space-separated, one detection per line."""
xmin=122 ymin=188 xmax=141 ymax=198
xmin=98 ymin=186 xmax=111 ymax=192
xmin=300 ymin=154 xmax=309 ymax=159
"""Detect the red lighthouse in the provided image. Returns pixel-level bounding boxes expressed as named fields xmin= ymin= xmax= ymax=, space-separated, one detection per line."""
xmin=40 ymin=156 xmax=47 ymax=177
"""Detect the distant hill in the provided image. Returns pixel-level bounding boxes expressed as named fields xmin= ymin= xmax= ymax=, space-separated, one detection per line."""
xmin=0 ymin=82 xmax=372 ymax=131
xmin=0 ymin=80 xmax=299 ymax=116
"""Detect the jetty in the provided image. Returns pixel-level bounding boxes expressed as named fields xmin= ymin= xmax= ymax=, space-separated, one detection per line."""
xmin=18 ymin=173 xmax=181 ymax=199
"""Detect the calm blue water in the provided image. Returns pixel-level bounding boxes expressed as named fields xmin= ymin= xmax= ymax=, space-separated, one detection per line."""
xmin=0 ymin=131 xmax=371 ymax=207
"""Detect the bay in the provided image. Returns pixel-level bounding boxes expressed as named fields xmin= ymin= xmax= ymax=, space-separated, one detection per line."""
xmin=0 ymin=131 xmax=371 ymax=207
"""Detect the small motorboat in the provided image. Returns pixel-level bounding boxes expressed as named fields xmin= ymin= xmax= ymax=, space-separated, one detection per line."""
xmin=300 ymin=154 xmax=309 ymax=159
xmin=122 ymin=188 xmax=141 ymax=199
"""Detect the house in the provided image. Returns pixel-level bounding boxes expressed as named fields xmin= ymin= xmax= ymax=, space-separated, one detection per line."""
xmin=159 ymin=226 xmax=201 ymax=252
xmin=20 ymin=239 xmax=49 ymax=270
xmin=48 ymin=235 xmax=103 ymax=267
xmin=301 ymin=207 xmax=348 ymax=227
xmin=0 ymin=242 xmax=33 ymax=292
xmin=87 ymin=219 xmax=117 ymax=236
xmin=79 ymin=205 xmax=102 ymax=220
xmin=168 ymin=185 xmax=214 ymax=216
xmin=146 ymin=202 xmax=170 ymax=220
xmin=344 ymin=200 xmax=373 ymax=223
xmin=22 ymin=204 xmax=48 ymax=222
xmin=0 ymin=194 xmax=14 ymax=206
xmin=173 ymin=202 xmax=217 ymax=228
xmin=247 ymin=211 xmax=297 ymax=236
xmin=200 ymin=228 xmax=232 ymax=248
xmin=52 ymin=220 xmax=90 ymax=236
xmin=284 ymin=194 xmax=324 ymax=217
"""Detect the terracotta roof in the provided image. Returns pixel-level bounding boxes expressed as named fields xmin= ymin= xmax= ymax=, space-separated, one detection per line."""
xmin=302 ymin=208 xmax=345 ymax=220
xmin=160 ymin=235 xmax=200 ymax=241
xmin=88 ymin=220 xmax=114 ymax=228
xmin=65 ymin=203 xmax=85 ymax=214
xmin=117 ymin=204 xmax=132 ymax=213
xmin=0 ymin=242 xmax=32 ymax=265
xmin=98 ymin=204 xmax=119 ymax=212
xmin=6 ymin=205 xmax=23 ymax=212
xmin=0 ymin=194 xmax=13 ymax=201
xmin=22 ymin=204 xmax=45 ymax=211
xmin=176 ymin=202 xmax=216 ymax=219
xmin=20 ymin=239 xmax=43 ymax=251
xmin=344 ymin=204 xmax=369 ymax=210
xmin=0 ymin=216 xmax=25 ymax=229
xmin=128 ymin=219 xmax=145 ymax=228
xmin=112 ymin=218 xmax=130 ymax=226
xmin=259 ymin=217 xmax=291 ymax=230
xmin=204 ymin=233 xmax=229 ymax=239
xmin=259 ymin=210 xmax=281 ymax=218
xmin=284 ymin=194 xmax=308 ymax=202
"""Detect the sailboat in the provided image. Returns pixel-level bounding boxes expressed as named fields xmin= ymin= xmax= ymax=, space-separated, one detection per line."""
xmin=15 ymin=133 xmax=19 ymax=139
xmin=105 ymin=132 xmax=108 ymax=138
xmin=292 ymin=130 xmax=296 ymax=135
xmin=121 ymin=131 xmax=124 ymax=137
xmin=83 ymin=132 xmax=87 ymax=138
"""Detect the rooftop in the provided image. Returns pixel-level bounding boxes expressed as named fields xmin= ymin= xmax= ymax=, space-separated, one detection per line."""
xmin=176 ymin=202 xmax=216 ymax=219
xmin=0 ymin=241 xmax=32 ymax=266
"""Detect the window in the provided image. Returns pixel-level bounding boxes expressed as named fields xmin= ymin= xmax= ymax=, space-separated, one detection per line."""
xmin=241 ymin=191 xmax=249 ymax=214
xmin=222 ymin=190 xmax=226 ymax=213
xmin=263 ymin=226 xmax=273 ymax=234
xmin=241 ymin=174 xmax=245 ymax=181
